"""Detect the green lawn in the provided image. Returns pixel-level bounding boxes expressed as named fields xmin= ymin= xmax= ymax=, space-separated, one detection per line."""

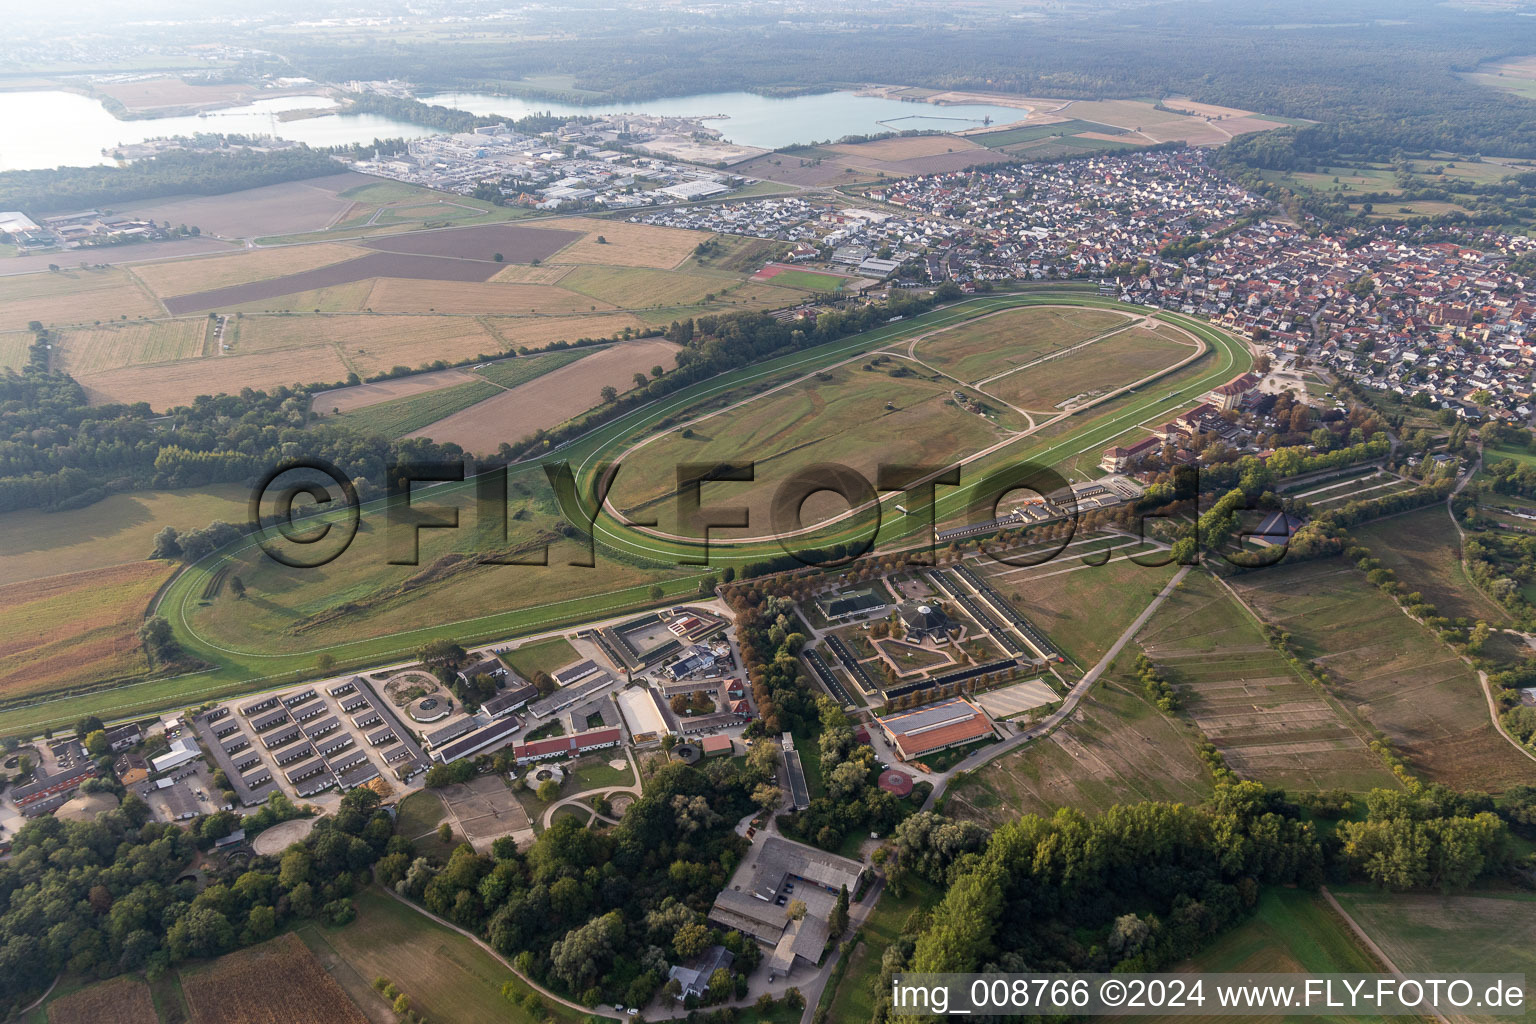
xmin=571 ymin=752 xmax=634 ymax=790
xmin=821 ymin=877 xmax=941 ymax=1024
xmin=504 ymin=636 xmax=581 ymax=680
xmin=765 ymin=268 xmax=847 ymax=291
xmin=298 ymin=887 xmax=605 ymax=1024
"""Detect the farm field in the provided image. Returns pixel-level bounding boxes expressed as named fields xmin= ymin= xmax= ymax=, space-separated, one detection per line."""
xmin=946 ymin=672 xmax=1213 ymax=825
xmin=45 ymin=976 xmax=158 ymax=1024
xmin=531 ymin=216 xmax=713 ymax=269
xmin=0 ymin=267 xmax=164 ymax=331
xmin=123 ymin=172 xmax=381 ymax=239
xmin=129 ymin=243 xmax=364 ymax=298
xmin=1329 ymin=888 xmax=1536 ymax=1017
xmin=313 ymin=348 xmax=588 ymax=418
xmin=471 ymin=348 xmax=590 ymax=388
xmin=1233 ymin=558 xmax=1536 ymax=792
xmin=985 ymin=326 xmax=1195 ymax=410
xmin=56 ymin=319 xmax=209 ymax=374
xmin=362 ymin=278 xmax=607 ymax=314
xmin=233 ymin=313 xmax=502 ymax=369
xmin=0 ymin=238 xmax=236 ymax=278
xmin=0 ymin=330 xmax=36 ymax=371
xmin=559 ymin=264 xmax=728 ymax=307
xmin=1352 ymin=506 xmax=1511 ymax=626
xmin=913 ymin=305 xmax=1130 ymax=382
xmin=605 ymin=359 xmax=1007 ymax=534
xmin=93 ymin=75 xmax=272 ymax=111
xmin=407 ymin=337 xmax=680 ymax=452
xmin=78 ymin=343 xmax=352 ymax=409
xmin=297 ymin=888 xmax=590 ymax=1024
xmin=827 ymin=134 xmax=990 ymax=161
xmin=0 ymin=482 xmax=248 ymax=585
xmin=971 ymin=119 xmax=1119 ymax=148
xmin=179 ymin=933 xmax=370 ymax=1024
xmin=1140 ymin=571 xmax=1397 ymax=793
xmin=0 ymin=561 xmax=176 ymax=701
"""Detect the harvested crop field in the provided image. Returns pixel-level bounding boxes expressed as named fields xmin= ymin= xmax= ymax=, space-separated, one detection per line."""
xmin=181 ymin=933 xmax=370 ymax=1024
xmin=0 ymin=561 xmax=175 ymax=700
xmin=0 ymin=237 xmax=234 ymax=278
xmin=409 ymin=338 xmax=680 ymax=452
xmin=57 ymin=319 xmax=209 ymax=373
xmin=79 ymin=343 xmax=351 ymax=408
xmin=359 ymin=222 xmax=581 ymax=261
xmin=314 ymin=365 xmax=484 ymax=414
xmin=218 ymin=280 xmax=375 ymax=315
xmin=0 ymin=330 xmax=34 ymax=371
xmin=531 ymin=216 xmax=713 ymax=269
xmin=130 ymin=242 xmax=364 ymax=298
xmin=163 ymin=250 xmax=488 ymax=314
xmin=482 ymin=311 xmax=649 ymax=350
xmin=363 ymin=278 xmax=607 ymax=314
xmin=234 ymin=311 xmax=499 ymax=361
xmin=47 ymin=976 xmax=158 ymax=1024
xmin=122 ymin=172 xmax=377 ymax=238
xmin=1234 ymin=558 xmax=1536 ymax=791
xmin=490 ymin=263 xmax=575 ymax=284
xmin=0 ymin=267 xmax=164 ymax=331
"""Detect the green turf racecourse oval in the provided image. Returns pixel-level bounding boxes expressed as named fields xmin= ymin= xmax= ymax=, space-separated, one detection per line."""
xmin=0 ymin=291 xmax=1250 ymax=734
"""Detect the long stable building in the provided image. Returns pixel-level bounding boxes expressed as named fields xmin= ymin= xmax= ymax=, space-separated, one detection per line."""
xmin=878 ymin=697 xmax=995 ymax=761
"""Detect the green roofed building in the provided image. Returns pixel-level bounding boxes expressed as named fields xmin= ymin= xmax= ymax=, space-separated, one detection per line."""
xmin=816 ymin=587 xmax=888 ymax=620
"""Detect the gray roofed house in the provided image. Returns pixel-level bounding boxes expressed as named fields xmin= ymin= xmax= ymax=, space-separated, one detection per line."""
xmin=666 ymin=946 xmax=734 ymax=1001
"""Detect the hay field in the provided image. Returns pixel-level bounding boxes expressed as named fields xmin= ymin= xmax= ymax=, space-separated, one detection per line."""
xmin=1234 ymin=558 xmax=1536 ymax=792
xmin=78 ymin=344 xmax=351 ymax=408
xmin=235 ymin=312 xmax=500 ymax=364
xmin=0 ymin=268 xmax=164 ymax=331
xmin=57 ymin=319 xmax=208 ymax=373
xmin=122 ymin=172 xmax=376 ymax=238
xmin=0 ymin=483 xmax=248 ymax=585
xmin=47 ymin=976 xmax=158 ymax=1024
xmin=986 ymin=326 xmax=1195 ymax=410
xmin=482 ymin=311 xmax=649 ymax=350
xmin=1352 ymin=507 xmax=1511 ymax=626
xmin=559 ymin=264 xmax=725 ymax=307
xmin=362 ymin=278 xmax=608 ymax=314
xmin=606 ymin=360 xmax=1007 ymax=534
xmin=915 ymin=305 xmax=1131 ymax=382
xmin=410 ymin=337 xmax=679 ymax=452
xmin=0 ymin=331 xmax=33 ymax=371
xmin=1140 ymin=571 xmax=1397 ymax=793
xmin=490 ymin=263 xmax=575 ymax=285
xmin=181 ymin=933 xmax=370 ymax=1024
xmin=130 ymin=242 xmax=363 ymax=297
xmin=0 ymin=560 xmax=175 ymax=700
xmin=533 ymin=216 xmax=713 ymax=269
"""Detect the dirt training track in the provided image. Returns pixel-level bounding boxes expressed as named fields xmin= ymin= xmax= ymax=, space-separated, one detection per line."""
xmin=162 ymin=223 xmax=584 ymax=314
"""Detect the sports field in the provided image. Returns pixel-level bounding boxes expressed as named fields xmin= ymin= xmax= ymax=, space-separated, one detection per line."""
xmin=1234 ymin=557 xmax=1536 ymax=791
xmin=0 ymin=561 xmax=176 ymax=702
xmin=912 ymin=304 xmax=1130 ymax=382
xmin=1140 ymin=571 xmax=1398 ymax=793
xmin=749 ymin=263 xmax=848 ymax=291
xmin=985 ymin=326 xmax=1196 ymax=410
xmin=605 ymin=358 xmax=1008 ymax=534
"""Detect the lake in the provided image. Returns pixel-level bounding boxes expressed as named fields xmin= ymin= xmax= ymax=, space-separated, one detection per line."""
xmin=419 ymin=89 xmax=1030 ymax=150
xmin=0 ymin=91 xmax=433 ymax=172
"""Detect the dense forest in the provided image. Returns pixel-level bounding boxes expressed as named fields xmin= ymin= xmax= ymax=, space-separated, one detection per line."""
xmin=0 ymin=148 xmax=345 ymax=217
